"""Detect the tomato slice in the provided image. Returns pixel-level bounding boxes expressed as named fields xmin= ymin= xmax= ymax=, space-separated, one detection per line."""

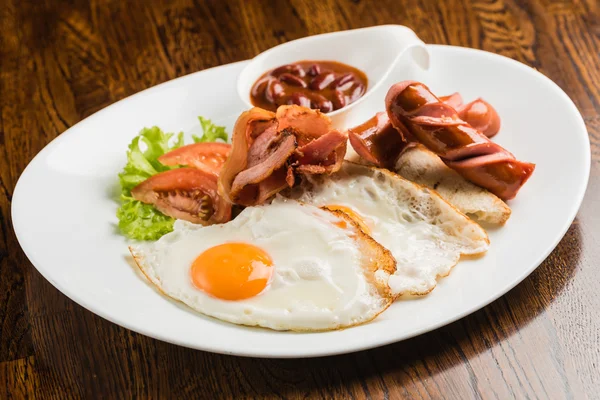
xmin=131 ymin=168 xmax=232 ymax=225
xmin=158 ymin=143 xmax=231 ymax=176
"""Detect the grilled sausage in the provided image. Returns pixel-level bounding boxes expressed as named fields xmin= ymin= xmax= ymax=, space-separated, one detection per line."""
xmin=385 ymin=81 xmax=534 ymax=200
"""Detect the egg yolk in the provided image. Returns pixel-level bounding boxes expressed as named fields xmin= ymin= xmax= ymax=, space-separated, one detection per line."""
xmin=191 ymin=243 xmax=273 ymax=300
xmin=325 ymin=205 xmax=371 ymax=234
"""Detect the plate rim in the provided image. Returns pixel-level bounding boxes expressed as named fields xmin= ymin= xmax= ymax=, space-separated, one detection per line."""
xmin=11 ymin=44 xmax=591 ymax=358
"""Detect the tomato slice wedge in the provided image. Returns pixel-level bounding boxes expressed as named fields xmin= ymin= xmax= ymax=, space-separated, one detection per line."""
xmin=131 ymin=168 xmax=232 ymax=225
xmin=158 ymin=143 xmax=231 ymax=176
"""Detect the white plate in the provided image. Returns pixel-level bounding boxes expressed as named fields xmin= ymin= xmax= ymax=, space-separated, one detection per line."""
xmin=12 ymin=45 xmax=590 ymax=358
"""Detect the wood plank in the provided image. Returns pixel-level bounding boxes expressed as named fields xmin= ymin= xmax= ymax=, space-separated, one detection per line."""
xmin=1 ymin=0 xmax=598 ymax=397
xmin=0 ymin=357 xmax=39 ymax=399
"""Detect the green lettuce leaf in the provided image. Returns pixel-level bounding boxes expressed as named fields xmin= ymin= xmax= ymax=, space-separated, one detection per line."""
xmin=117 ymin=195 xmax=175 ymax=241
xmin=192 ymin=116 xmax=228 ymax=143
xmin=118 ymin=127 xmax=183 ymax=195
xmin=116 ymin=126 xmax=182 ymax=240
xmin=116 ymin=118 xmax=227 ymax=241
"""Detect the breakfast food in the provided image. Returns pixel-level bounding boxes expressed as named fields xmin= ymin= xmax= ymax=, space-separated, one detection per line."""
xmin=348 ymin=90 xmax=502 ymax=169
xmin=218 ymin=105 xmax=347 ymax=206
xmin=250 ymin=61 xmax=368 ymax=113
xmin=385 ymin=81 xmax=535 ymax=200
xmin=117 ymin=71 xmax=533 ymax=332
xmin=347 ymin=112 xmax=406 ymax=169
xmin=439 ymin=93 xmax=501 ymax=138
xmin=158 ymin=142 xmax=231 ymax=176
xmin=131 ymin=168 xmax=232 ymax=225
xmin=289 ymin=162 xmax=489 ymax=296
xmin=117 ymin=121 xmax=232 ymax=240
xmin=129 ymin=140 xmax=234 ymax=226
xmin=130 ymin=198 xmax=396 ymax=331
xmin=347 ymin=113 xmax=511 ymax=224
xmin=395 ymin=144 xmax=511 ymax=224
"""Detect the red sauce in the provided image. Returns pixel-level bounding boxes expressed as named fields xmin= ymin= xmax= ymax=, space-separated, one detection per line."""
xmin=250 ymin=60 xmax=368 ymax=113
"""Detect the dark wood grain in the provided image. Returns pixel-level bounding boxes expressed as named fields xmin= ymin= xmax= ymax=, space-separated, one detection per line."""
xmin=1 ymin=0 xmax=599 ymax=398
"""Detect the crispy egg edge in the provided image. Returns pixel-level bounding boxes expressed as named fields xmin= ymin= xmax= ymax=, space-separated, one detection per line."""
xmin=128 ymin=205 xmax=397 ymax=332
xmin=298 ymin=161 xmax=490 ymax=298
xmin=346 ymin=161 xmax=491 ymax=298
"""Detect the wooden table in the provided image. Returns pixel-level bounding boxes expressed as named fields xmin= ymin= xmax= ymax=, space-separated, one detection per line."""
xmin=2 ymin=0 xmax=598 ymax=398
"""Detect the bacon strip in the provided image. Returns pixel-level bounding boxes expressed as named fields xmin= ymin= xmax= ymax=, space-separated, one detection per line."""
xmin=276 ymin=106 xmax=348 ymax=173
xmin=218 ymin=108 xmax=277 ymax=204
xmin=295 ymin=130 xmax=347 ymax=174
xmin=219 ymin=106 xmax=347 ymax=206
xmin=230 ymin=132 xmax=296 ymax=205
xmin=386 ymin=81 xmax=534 ymax=200
xmin=276 ymin=105 xmax=331 ymax=145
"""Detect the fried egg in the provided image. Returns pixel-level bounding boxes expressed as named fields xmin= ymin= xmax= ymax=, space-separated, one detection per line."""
xmin=290 ymin=162 xmax=489 ymax=296
xmin=130 ymin=198 xmax=396 ymax=331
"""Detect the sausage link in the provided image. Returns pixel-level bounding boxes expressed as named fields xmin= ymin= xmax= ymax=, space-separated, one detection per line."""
xmin=385 ymin=81 xmax=534 ymax=200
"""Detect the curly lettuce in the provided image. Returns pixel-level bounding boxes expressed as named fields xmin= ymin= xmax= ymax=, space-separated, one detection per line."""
xmin=117 ymin=195 xmax=176 ymax=241
xmin=118 ymin=127 xmax=184 ymax=195
xmin=193 ymin=116 xmax=228 ymax=143
xmin=116 ymin=118 xmax=228 ymax=240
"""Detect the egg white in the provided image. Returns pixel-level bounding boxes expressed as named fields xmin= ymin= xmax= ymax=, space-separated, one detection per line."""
xmin=290 ymin=162 xmax=489 ymax=296
xmin=130 ymin=198 xmax=395 ymax=331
